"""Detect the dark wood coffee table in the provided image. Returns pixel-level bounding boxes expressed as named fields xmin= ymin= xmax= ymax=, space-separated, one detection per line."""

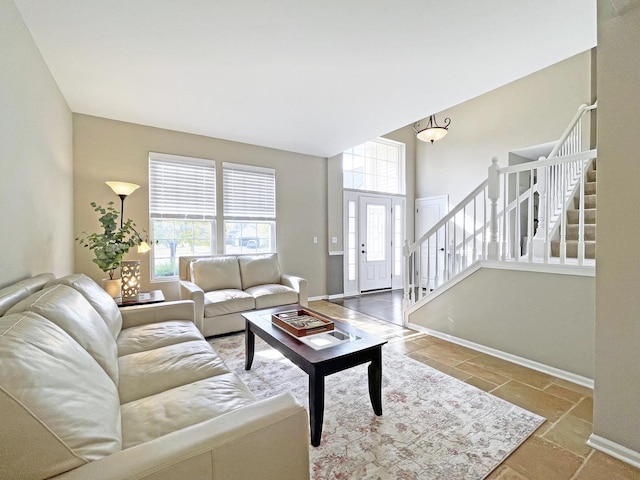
xmin=242 ymin=305 xmax=387 ymax=447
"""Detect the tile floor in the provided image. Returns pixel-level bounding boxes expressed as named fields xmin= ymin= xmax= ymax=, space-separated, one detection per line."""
xmin=310 ymin=298 xmax=640 ymax=480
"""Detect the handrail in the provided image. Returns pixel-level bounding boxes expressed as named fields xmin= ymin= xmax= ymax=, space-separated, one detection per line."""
xmin=499 ymin=149 xmax=596 ymax=174
xmin=407 ymin=179 xmax=488 ymax=256
xmin=548 ymin=102 xmax=597 ymax=159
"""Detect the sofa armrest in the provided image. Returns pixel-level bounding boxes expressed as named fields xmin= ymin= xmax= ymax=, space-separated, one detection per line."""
xmin=120 ymin=300 xmax=195 ymax=329
xmin=51 ymin=393 xmax=310 ymax=480
xmin=179 ymin=280 xmax=205 ymax=333
xmin=282 ymin=274 xmax=308 ymax=307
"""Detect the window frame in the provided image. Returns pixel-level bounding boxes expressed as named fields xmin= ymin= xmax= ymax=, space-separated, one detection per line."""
xmin=222 ymin=162 xmax=277 ymax=255
xmin=148 ymin=152 xmax=217 ymax=280
xmin=342 ymin=137 xmax=406 ymax=195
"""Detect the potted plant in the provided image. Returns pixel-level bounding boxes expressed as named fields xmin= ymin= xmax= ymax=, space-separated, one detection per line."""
xmin=76 ymin=202 xmax=148 ymax=298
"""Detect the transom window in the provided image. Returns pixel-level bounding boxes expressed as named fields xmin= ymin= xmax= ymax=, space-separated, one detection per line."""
xmin=343 ymin=138 xmax=405 ymax=195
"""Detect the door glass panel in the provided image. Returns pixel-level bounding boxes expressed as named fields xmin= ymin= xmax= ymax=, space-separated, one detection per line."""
xmin=394 ymin=204 xmax=402 ymax=276
xmin=366 ymin=204 xmax=386 ymax=262
xmin=347 ymin=200 xmax=357 ymax=281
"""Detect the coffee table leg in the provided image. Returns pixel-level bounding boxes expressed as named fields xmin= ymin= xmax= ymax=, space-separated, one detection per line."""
xmin=368 ymin=348 xmax=383 ymax=416
xmin=309 ymin=370 xmax=325 ymax=447
xmin=245 ymin=322 xmax=255 ymax=370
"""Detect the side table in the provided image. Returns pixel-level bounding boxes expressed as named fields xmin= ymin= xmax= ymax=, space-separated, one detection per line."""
xmin=116 ymin=290 xmax=165 ymax=307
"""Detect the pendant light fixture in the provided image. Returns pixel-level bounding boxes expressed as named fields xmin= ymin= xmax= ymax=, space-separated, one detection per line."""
xmin=413 ymin=114 xmax=451 ymax=144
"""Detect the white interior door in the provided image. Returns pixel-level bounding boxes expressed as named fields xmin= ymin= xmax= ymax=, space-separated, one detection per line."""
xmin=359 ymin=196 xmax=392 ymax=292
xmin=416 ymin=196 xmax=448 ymax=289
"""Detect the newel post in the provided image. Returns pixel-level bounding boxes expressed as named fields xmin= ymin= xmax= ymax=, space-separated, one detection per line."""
xmin=487 ymin=157 xmax=500 ymax=260
xmin=532 ymin=156 xmax=547 ymax=259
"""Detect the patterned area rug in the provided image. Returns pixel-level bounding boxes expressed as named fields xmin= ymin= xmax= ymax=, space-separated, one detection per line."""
xmin=210 ymin=334 xmax=544 ymax=480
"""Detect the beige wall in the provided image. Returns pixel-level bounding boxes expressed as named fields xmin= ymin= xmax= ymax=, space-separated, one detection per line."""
xmin=408 ymin=266 xmax=596 ymax=379
xmin=0 ymin=0 xmax=73 ymax=287
xmin=73 ymin=114 xmax=327 ymax=299
xmin=415 ymin=50 xmax=594 ymax=207
xmin=594 ymin=0 xmax=640 ymax=455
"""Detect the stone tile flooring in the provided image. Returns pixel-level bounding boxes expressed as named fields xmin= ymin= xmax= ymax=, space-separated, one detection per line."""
xmin=309 ymin=300 xmax=640 ymax=480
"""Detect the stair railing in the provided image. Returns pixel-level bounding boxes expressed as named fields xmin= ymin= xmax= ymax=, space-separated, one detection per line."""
xmin=489 ymin=151 xmax=596 ymax=265
xmin=404 ymin=102 xmax=597 ymax=309
xmin=533 ymin=102 xmax=597 ymax=255
xmin=403 ymin=180 xmax=488 ymax=305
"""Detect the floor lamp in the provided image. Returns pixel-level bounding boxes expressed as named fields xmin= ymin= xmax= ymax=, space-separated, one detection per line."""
xmin=105 ymin=181 xmax=149 ymax=298
xmin=105 ymin=181 xmax=139 ymax=228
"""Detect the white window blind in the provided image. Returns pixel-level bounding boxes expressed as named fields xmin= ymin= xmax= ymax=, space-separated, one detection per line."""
xmin=223 ymin=163 xmax=275 ymax=218
xmin=149 ymin=154 xmax=216 ymax=219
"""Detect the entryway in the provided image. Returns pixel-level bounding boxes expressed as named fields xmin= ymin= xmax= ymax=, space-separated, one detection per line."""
xmin=329 ymin=290 xmax=403 ymax=326
xmin=343 ymin=191 xmax=405 ymax=296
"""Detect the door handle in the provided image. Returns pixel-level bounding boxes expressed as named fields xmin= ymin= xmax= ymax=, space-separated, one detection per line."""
xmin=362 ymin=250 xmax=366 ymax=253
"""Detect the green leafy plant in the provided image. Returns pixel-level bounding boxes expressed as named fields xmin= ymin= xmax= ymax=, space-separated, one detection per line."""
xmin=76 ymin=202 xmax=147 ymax=279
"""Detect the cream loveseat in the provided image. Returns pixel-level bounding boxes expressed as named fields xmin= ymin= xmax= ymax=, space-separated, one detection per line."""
xmin=179 ymin=253 xmax=308 ymax=337
xmin=0 ymin=273 xmax=310 ymax=480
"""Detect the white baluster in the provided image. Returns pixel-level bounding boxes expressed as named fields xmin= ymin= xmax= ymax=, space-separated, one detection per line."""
xmin=501 ymin=173 xmax=508 ymax=260
xmin=559 ymin=162 xmax=567 ymax=263
xmin=578 ymin=161 xmax=586 ymax=264
xmin=403 ymin=239 xmax=411 ymax=307
xmin=526 ymin=166 xmax=534 ymax=262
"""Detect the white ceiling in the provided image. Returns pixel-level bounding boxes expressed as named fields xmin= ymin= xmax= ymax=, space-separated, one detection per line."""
xmin=14 ymin=0 xmax=596 ymax=158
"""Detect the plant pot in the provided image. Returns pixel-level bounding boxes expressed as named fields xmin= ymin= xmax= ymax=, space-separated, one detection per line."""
xmin=102 ymin=278 xmax=122 ymax=299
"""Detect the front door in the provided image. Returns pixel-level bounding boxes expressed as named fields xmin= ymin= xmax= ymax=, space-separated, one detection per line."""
xmin=359 ymin=196 xmax=392 ymax=292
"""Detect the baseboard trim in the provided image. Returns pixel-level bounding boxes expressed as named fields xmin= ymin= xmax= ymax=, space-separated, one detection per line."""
xmin=308 ymin=295 xmax=329 ymax=301
xmin=326 ymin=294 xmax=344 ymax=300
xmin=587 ymin=434 xmax=640 ymax=469
xmin=406 ymin=322 xmax=594 ymax=389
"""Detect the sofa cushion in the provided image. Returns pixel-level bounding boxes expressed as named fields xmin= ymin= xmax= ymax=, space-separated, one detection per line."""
xmin=0 ymin=312 xmax=122 ymax=480
xmin=118 ymin=340 xmax=230 ymax=404
xmin=191 ymin=256 xmax=242 ymax=292
xmin=121 ymin=373 xmax=256 ymax=449
xmin=238 ymin=254 xmax=282 ymax=289
xmin=6 ymin=284 xmax=119 ymax=384
xmin=0 ymin=272 xmax=55 ymax=316
xmin=117 ymin=320 xmax=204 ymax=357
xmin=203 ymin=289 xmax=255 ymax=317
xmin=245 ymin=284 xmax=299 ymax=309
xmin=47 ymin=274 xmax=123 ymax=339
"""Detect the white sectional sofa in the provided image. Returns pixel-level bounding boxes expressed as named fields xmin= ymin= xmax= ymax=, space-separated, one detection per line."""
xmin=179 ymin=253 xmax=308 ymax=337
xmin=0 ymin=273 xmax=310 ymax=480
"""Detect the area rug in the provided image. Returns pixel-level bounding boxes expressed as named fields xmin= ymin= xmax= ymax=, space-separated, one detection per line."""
xmin=210 ymin=334 xmax=545 ymax=480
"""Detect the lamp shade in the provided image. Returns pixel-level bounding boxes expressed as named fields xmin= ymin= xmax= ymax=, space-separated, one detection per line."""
xmin=106 ymin=181 xmax=140 ymax=196
xmin=416 ymin=127 xmax=448 ymax=143
xmin=137 ymin=241 xmax=151 ymax=253
xmin=413 ymin=114 xmax=451 ymax=144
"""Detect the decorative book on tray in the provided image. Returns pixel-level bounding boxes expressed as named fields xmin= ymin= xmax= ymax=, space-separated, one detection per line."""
xmin=272 ymin=309 xmax=334 ymax=337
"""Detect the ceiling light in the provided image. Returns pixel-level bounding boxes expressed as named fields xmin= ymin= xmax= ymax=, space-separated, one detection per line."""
xmin=413 ymin=114 xmax=451 ymax=144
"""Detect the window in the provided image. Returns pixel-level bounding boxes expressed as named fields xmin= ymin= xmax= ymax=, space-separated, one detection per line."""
xmin=223 ymin=162 xmax=276 ymax=254
xmin=149 ymin=153 xmax=216 ymax=279
xmin=343 ymin=138 xmax=405 ymax=194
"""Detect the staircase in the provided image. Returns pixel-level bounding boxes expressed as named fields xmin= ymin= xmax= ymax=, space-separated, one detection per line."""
xmin=551 ymin=159 xmax=597 ymax=259
xmin=404 ymin=102 xmax=597 ymax=308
